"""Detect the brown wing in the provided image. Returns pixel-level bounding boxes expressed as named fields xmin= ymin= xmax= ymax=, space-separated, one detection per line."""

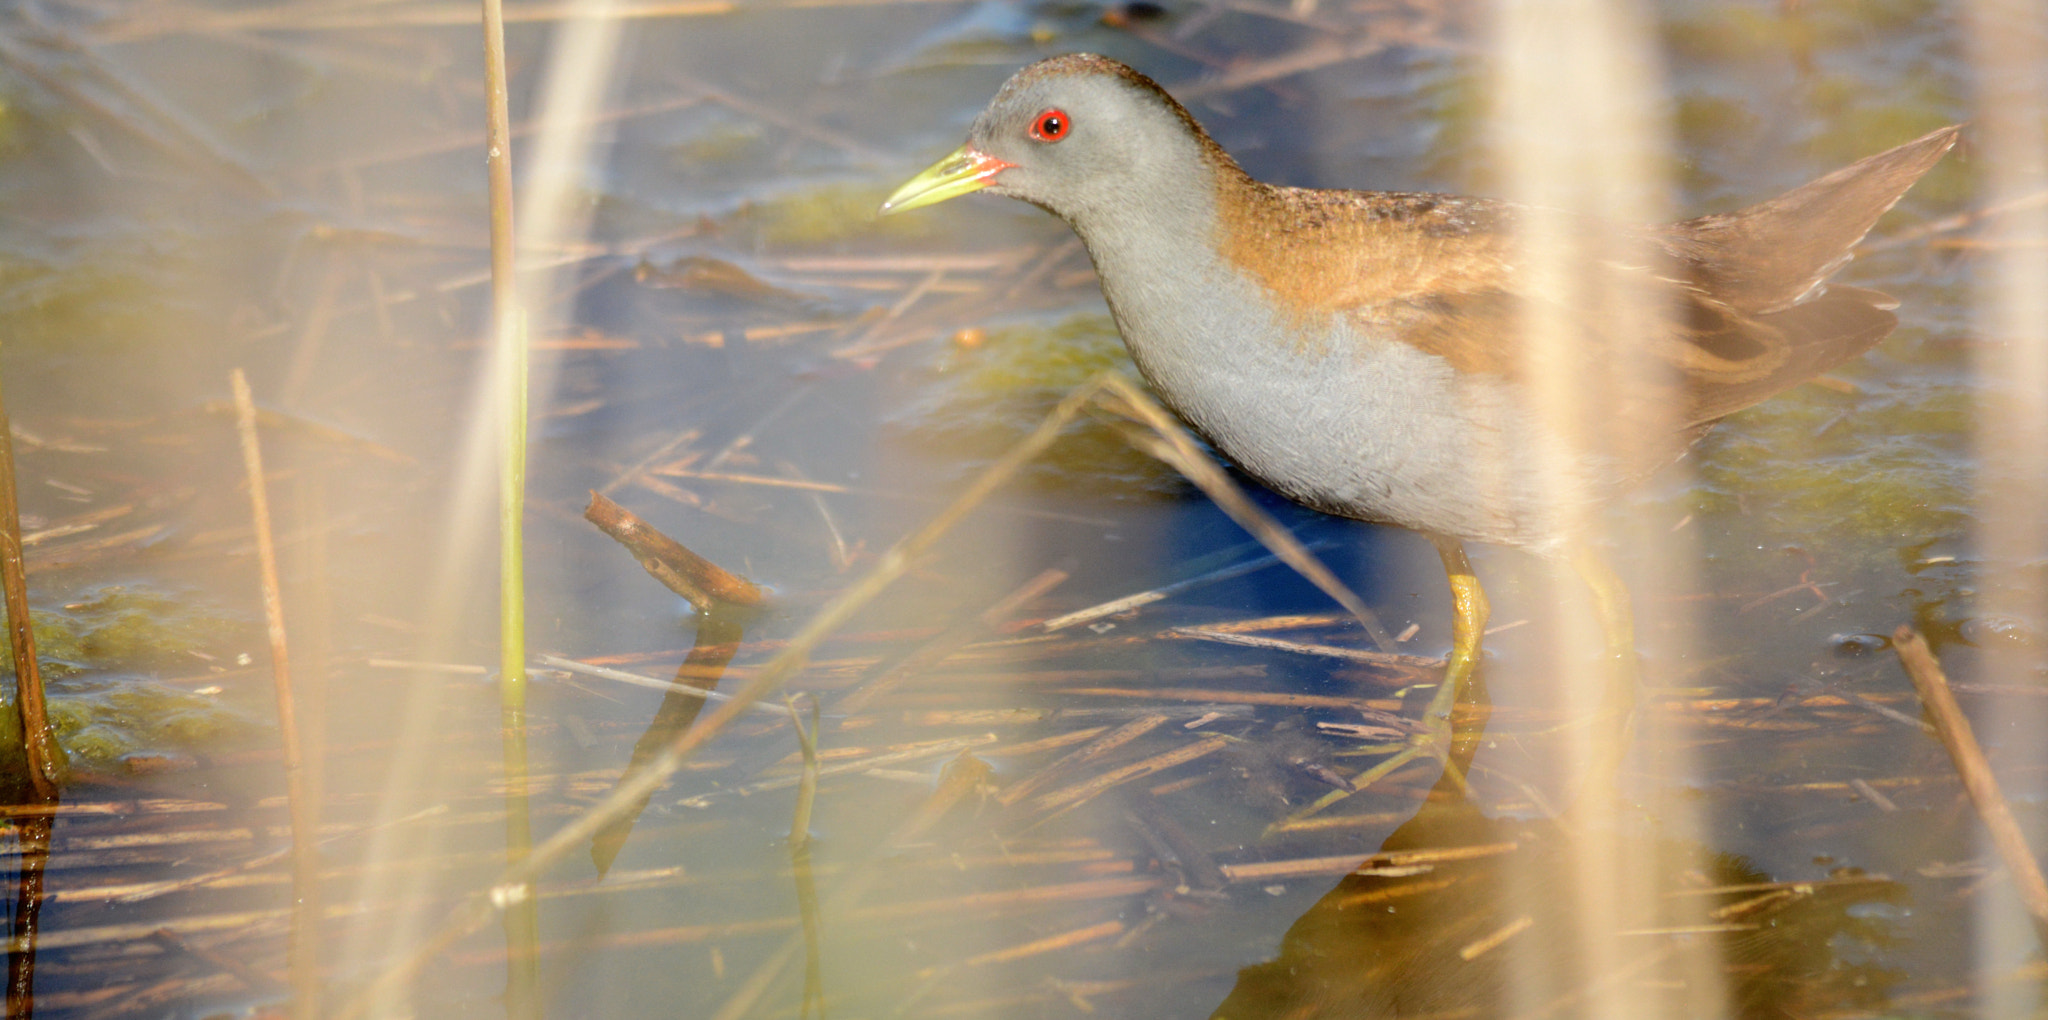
xmin=1218 ymin=125 xmax=1958 ymax=436
xmin=1666 ymin=125 xmax=1961 ymax=314
xmin=1351 ymin=259 xmax=1900 ymax=434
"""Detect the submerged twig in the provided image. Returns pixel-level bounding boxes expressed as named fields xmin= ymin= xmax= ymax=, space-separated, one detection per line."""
xmin=838 ymin=565 xmax=1068 ymax=714
xmin=580 ymin=492 xmax=767 ymax=874
xmin=584 ymin=490 xmax=769 ymax=611
xmin=115 ymin=804 xmax=450 ymax=905
xmin=231 ymin=369 xmax=320 ymax=1020
xmin=1893 ymin=626 xmax=2048 ymax=948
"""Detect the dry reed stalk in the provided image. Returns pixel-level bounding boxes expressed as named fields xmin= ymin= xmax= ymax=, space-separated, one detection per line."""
xmin=230 ymin=369 xmax=320 ymax=1020
xmin=1218 ymin=841 xmax=1520 ymax=884
xmin=539 ymin=655 xmax=791 ymax=718
xmin=1263 ymin=746 xmax=1433 ymax=834
xmin=771 ymin=251 xmax=1036 ymax=274
xmin=674 ymin=71 xmax=890 ymax=161
xmin=22 ymin=523 xmax=170 ymax=572
xmin=679 ymin=735 xmax=995 ymax=806
xmin=1265 ymin=810 xmax=1412 ymax=835
xmin=986 ymin=727 xmax=1110 ymax=756
xmin=1189 ymin=611 xmax=1358 ymax=634
xmin=839 ymin=566 xmax=1069 ymax=713
xmin=1459 ymin=915 xmax=1535 ymax=961
xmin=0 ymin=358 xmax=60 ymax=799
xmin=335 ymin=93 xmax=707 ymax=172
xmin=909 ymin=665 xmax=1266 ymax=688
xmin=196 ymin=403 xmax=414 ymax=464
xmin=1893 ymin=625 xmax=2048 ymax=948
xmin=596 ymin=426 xmax=701 ymax=496
xmin=1054 ymin=686 xmax=1411 ymax=712
xmin=939 ymin=918 xmax=1124 ymax=973
xmin=1039 ymin=541 xmax=1323 ymax=632
xmin=110 ymin=805 xmax=449 ymax=905
xmin=1097 ymin=375 xmax=1396 ymax=650
xmin=1167 ymin=627 xmax=1443 ymax=670
xmin=20 ymin=501 xmax=136 ymax=545
xmin=1172 ymin=29 xmax=1421 ymax=99
xmin=148 ymin=928 xmax=283 ymax=993
xmin=1860 ymin=186 xmax=2048 ymax=253
xmin=1666 ymin=873 xmax=1897 ymax=898
xmin=1030 ymin=734 xmax=1233 ymax=813
xmin=831 ymin=267 xmax=949 ymax=359
xmin=995 ymin=715 xmax=1172 ymax=807
xmin=98 ymin=0 xmax=736 ymax=38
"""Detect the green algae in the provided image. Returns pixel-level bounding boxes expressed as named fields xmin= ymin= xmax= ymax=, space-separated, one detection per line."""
xmin=0 ymin=585 xmax=260 ymax=785
xmin=1683 ymin=384 xmax=1972 ymax=560
xmin=890 ymin=313 xmax=1185 ymax=495
xmin=6 ymin=674 xmax=259 ymax=777
xmin=23 ymin=584 xmax=245 ymax=676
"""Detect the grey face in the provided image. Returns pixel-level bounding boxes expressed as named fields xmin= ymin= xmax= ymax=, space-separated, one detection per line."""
xmin=963 ymin=66 xmax=1203 ymax=225
xmin=878 ymin=55 xmax=1223 ymax=239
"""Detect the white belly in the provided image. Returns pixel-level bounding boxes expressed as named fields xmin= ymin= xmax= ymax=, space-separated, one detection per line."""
xmin=1109 ymin=280 xmax=1596 ymax=552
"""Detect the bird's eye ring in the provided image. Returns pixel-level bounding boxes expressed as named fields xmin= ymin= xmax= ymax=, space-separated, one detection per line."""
xmin=1029 ymin=109 xmax=1070 ymax=142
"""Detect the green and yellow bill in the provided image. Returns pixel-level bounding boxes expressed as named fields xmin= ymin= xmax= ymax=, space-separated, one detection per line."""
xmin=878 ymin=145 xmax=1015 ymax=216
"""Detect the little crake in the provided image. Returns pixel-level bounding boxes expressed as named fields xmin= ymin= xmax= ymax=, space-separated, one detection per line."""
xmin=883 ymin=53 xmax=1958 ymax=773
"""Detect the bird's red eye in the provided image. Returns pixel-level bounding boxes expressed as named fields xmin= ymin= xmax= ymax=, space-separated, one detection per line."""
xmin=1029 ymin=109 xmax=1070 ymax=142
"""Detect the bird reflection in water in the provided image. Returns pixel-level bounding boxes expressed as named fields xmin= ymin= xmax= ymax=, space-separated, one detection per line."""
xmin=1211 ymin=679 xmax=1904 ymax=1020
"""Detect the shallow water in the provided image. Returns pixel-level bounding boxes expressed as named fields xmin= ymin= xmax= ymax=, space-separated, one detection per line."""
xmin=0 ymin=0 xmax=2040 ymax=1016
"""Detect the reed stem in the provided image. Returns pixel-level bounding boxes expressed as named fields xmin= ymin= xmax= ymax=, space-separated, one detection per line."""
xmin=479 ymin=0 xmax=540 ymax=1009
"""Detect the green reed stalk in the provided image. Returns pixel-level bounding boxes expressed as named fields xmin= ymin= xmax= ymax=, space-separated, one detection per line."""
xmin=478 ymin=0 xmax=540 ymax=1011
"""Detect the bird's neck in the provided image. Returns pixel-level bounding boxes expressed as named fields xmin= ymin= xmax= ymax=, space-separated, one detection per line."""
xmin=1059 ymin=156 xmax=1336 ymax=446
xmin=1063 ymin=153 xmax=1273 ymax=355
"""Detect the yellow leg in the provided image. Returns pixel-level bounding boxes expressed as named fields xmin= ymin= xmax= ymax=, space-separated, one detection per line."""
xmin=1420 ymin=535 xmax=1489 ymax=781
xmin=1569 ymin=545 xmax=1637 ymax=789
